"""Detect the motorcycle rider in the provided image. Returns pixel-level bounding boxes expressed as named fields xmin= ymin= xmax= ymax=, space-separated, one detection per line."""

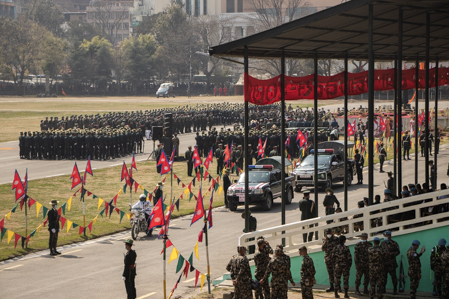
xmin=132 ymin=194 xmax=153 ymax=237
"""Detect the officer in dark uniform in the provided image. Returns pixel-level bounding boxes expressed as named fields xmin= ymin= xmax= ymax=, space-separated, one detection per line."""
xmin=185 ymin=146 xmax=193 ymax=176
xmin=299 ymin=190 xmax=315 ymax=242
xmin=155 ymin=144 xmax=162 ymax=174
xmin=402 ymin=130 xmax=411 ymax=160
xmin=19 ymin=132 xmax=24 ymax=159
xmin=215 ymin=144 xmax=224 ymax=175
xmin=242 ymin=211 xmax=257 ymax=254
xmin=429 ymin=160 xmax=436 ymax=190
xmin=223 ymin=168 xmax=231 ymax=208
xmin=48 ymin=199 xmax=61 ymax=256
xmin=123 ymin=239 xmax=137 ymax=299
xmin=354 ymin=149 xmax=364 ymax=184
xmin=153 ymin=182 xmax=163 ymax=206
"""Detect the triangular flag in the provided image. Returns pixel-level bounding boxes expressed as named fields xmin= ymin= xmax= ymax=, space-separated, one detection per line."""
xmin=149 ymin=198 xmax=165 ymax=230
xmin=60 ymin=217 xmax=66 ymax=230
xmin=105 ymin=202 xmax=109 ymax=217
xmin=191 ymin=189 xmax=205 ymax=226
xmin=79 ymin=226 xmax=84 ymax=235
xmin=194 ymin=241 xmax=199 ymax=260
xmin=66 ymin=220 xmax=72 ymax=233
xmin=200 ymin=274 xmax=206 ymax=290
xmin=193 ymin=147 xmax=202 ymax=169
xmin=195 ymin=270 xmax=200 ymax=287
xmin=61 ymin=203 xmax=66 ymax=215
xmin=7 ymin=230 xmax=14 ymax=244
xmin=36 ymin=202 xmax=42 ymax=217
xmin=67 ymin=197 xmax=72 ymax=212
xmin=198 ymin=230 xmax=203 ymax=243
xmin=70 ymin=162 xmax=82 ymax=190
xmin=119 ymin=211 xmax=125 ymax=223
xmin=176 ymin=255 xmax=185 ymax=273
xmin=1 ymin=228 xmax=7 ymax=241
xmin=189 ymin=253 xmax=195 ymax=272
xmin=87 ymin=222 xmax=93 ymax=233
xmin=14 ymin=233 xmax=21 ymax=248
xmin=161 ymin=239 xmax=173 ymax=254
xmin=97 ymin=198 xmax=104 ymax=211
xmin=168 ymin=247 xmax=179 ymax=265
xmin=175 ymin=199 xmax=180 ymax=211
xmin=84 ymin=156 xmax=93 ymax=184
xmin=28 ymin=198 xmax=36 ymax=208
xmin=0 ymin=219 xmax=4 ymax=231
xmin=183 ymin=260 xmax=190 ymax=278
xmin=6 ymin=211 xmax=12 ymax=220
xmin=131 ymin=153 xmax=137 ymax=171
xmin=158 ymin=150 xmax=171 ymax=175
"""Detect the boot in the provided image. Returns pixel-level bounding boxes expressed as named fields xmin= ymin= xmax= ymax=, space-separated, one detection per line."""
xmin=363 ymin=286 xmax=369 ymax=294
xmin=339 ymin=285 xmax=343 ymax=293
xmin=50 ymin=250 xmax=56 ymax=256
xmin=326 ymin=283 xmax=334 ymax=292
xmin=355 ymin=287 xmax=361 ymax=295
xmin=334 ymin=289 xmax=340 ymax=298
xmin=344 ymin=288 xmax=349 ymax=298
xmin=393 ymin=287 xmax=397 ymax=295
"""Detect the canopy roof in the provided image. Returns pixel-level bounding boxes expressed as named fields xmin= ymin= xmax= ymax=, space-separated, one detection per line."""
xmin=209 ymin=0 xmax=449 ymax=61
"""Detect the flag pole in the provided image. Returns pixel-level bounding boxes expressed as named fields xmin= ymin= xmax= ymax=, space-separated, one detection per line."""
xmin=25 ymin=168 xmax=28 ymax=248
xmin=200 ymin=165 xmax=211 ymax=294
xmin=82 ymin=181 xmax=86 ymax=236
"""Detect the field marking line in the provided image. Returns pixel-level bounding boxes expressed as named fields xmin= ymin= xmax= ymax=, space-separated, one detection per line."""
xmin=183 ymin=278 xmax=196 ymax=283
xmin=136 ymin=292 xmax=157 ymax=299
xmin=60 ymin=249 xmax=83 ymax=256
xmin=0 ymin=264 xmax=23 ymax=271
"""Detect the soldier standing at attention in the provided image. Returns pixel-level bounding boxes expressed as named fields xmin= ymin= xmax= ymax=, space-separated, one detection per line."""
xmin=226 ymin=246 xmax=253 ymax=299
xmin=261 ymin=247 xmax=295 ymax=299
xmin=407 ymin=240 xmax=425 ymax=299
xmin=380 ymin=230 xmax=400 ymax=295
xmin=333 ymin=235 xmax=352 ymax=298
xmin=123 ymin=239 xmax=137 ymax=299
xmin=215 ymin=143 xmax=224 ymax=175
xmin=354 ymin=233 xmax=372 ymax=295
xmin=242 ymin=211 xmax=257 ymax=255
xmin=299 ymin=190 xmax=315 ymax=242
xmin=354 ymin=149 xmax=364 ymax=184
xmin=378 ymin=142 xmax=386 ymax=173
xmin=402 ymin=130 xmax=411 ymax=160
xmin=323 ymin=188 xmax=340 ymax=223
xmin=441 ymin=245 xmax=449 ymax=298
xmin=299 ymin=246 xmax=316 ymax=299
xmin=430 ymin=238 xmax=446 ymax=297
xmin=223 ymin=168 xmax=231 ymax=208
xmin=322 ymin=228 xmax=340 ymax=292
xmin=172 ymin=133 xmax=179 ymax=157
xmin=48 ymin=200 xmax=61 ymax=256
xmin=368 ymin=237 xmax=385 ymax=299
xmin=254 ymin=238 xmax=273 ymax=299
xmin=185 ymin=146 xmax=193 ymax=176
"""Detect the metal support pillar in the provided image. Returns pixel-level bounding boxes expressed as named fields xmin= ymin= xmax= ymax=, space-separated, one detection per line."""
xmin=394 ymin=59 xmax=397 ymax=195
xmin=280 ymin=51 xmax=286 ymax=234
xmin=344 ymin=54 xmax=349 ymax=208
xmin=415 ymin=57 xmax=419 ymax=185
xmin=434 ymin=59 xmax=439 ymax=188
xmin=368 ymin=4 xmax=375 ymax=202
xmin=397 ymin=8 xmax=403 ymax=195
xmin=313 ymin=52 xmax=318 ymax=216
xmin=244 ymin=46 xmax=249 ymax=232
xmin=424 ymin=13 xmax=430 ymax=184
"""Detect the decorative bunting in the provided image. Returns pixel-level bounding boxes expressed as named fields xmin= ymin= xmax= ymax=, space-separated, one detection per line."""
xmin=195 ymin=270 xmax=200 ymax=287
xmin=105 ymin=202 xmax=109 ymax=217
xmin=79 ymin=226 xmax=84 ymax=235
xmin=66 ymin=220 xmax=73 ymax=233
xmin=6 ymin=211 xmax=11 ymax=220
xmin=175 ymin=199 xmax=180 ymax=212
xmin=42 ymin=206 xmax=48 ymax=219
xmin=97 ymin=198 xmax=104 ymax=211
xmin=194 ymin=241 xmax=199 ymax=260
xmin=176 ymin=255 xmax=185 ymax=273
xmin=87 ymin=222 xmax=93 ymax=233
xmin=7 ymin=230 xmax=14 ymax=244
xmin=168 ymin=247 xmax=179 ymax=265
xmin=191 ymin=189 xmax=205 ymax=226
xmin=200 ymin=274 xmax=206 ymax=290
xmin=61 ymin=203 xmax=66 ymax=215
xmin=161 ymin=239 xmax=173 ymax=254
xmin=70 ymin=162 xmax=82 ymax=190
xmin=119 ymin=211 xmax=125 ymax=223
xmin=60 ymin=217 xmax=66 ymax=230
xmin=28 ymin=198 xmax=36 ymax=208
xmin=198 ymin=230 xmax=203 ymax=243
xmin=14 ymin=233 xmax=20 ymax=248
xmin=1 ymin=228 xmax=7 ymax=241
xmin=66 ymin=197 xmax=72 ymax=212
xmin=183 ymin=260 xmax=190 ymax=278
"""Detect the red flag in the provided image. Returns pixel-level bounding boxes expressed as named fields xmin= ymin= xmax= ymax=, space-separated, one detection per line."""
xmin=70 ymin=162 xmax=82 ymax=190
xmin=198 ymin=230 xmax=203 ymax=242
xmin=169 ymin=147 xmax=176 ymax=166
xmin=262 ymin=138 xmax=267 ymax=157
xmin=12 ymin=170 xmax=26 ymax=201
xmin=149 ymin=198 xmax=165 ymax=230
xmin=158 ymin=150 xmax=171 ymax=175
xmin=161 ymin=239 xmax=173 ymax=254
xmin=183 ymin=261 xmax=190 ymax=278
xmin=379 ymin=117 xmax=386 ymax=132
xmin=87 ymin=222 xmax=93 ymax=233
xmin=191 ymin=189 xmax=205 ymax=226
xmin=0 ymin=219 xmax=4 ymax=231
xmin=195 ymin=270 xmax=200 ymax=287
xmin=347 ymin=121 xmax=354 ymax=136
xmin=105 ymin=202 xmax=109 ymax=216
xmin=62 ymin=89 xmax=67 ymax=96
xmin=60 ymin=217 xmax=66 ymax=230
xmin=84 ymin=156 xmax=93 ymax=184
xmin=121 ymin=162 xmax=130 ymax=182
xmin=131 ymin=153 xmax=137 ymax=171
xmin=297 ymin=129 xmax=306 ymax=147
xmin=14 ymin=233 xmax=21 ymax=248
xmin=257 ymin=137 xmax=263 ymax=157
xmin=285 ymin=135 xmax=290 ymax=147
xmin=223 ymin=144 xmax=231 ymax=163
xmin=28 ymin=198 xmax=36 ymax=208
xmin=204 ymin=148 xmax=213 ymax=170
xmin=79 ymin=226 xmax=84 ymax=235
xmin=193 ymin=147 xmax=202 ymax=169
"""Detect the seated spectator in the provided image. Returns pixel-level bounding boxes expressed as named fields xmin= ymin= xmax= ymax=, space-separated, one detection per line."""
xmin=401 ymin=190 xmax=410 ymax=198
xmin=335 ymin=207 xmax=348 ymax=234
xmin=410 ymin=187 xmax=418 ymax=196
xmin=353 ymin=201 xmax=364 ymax=231
xmin=416 ymin=183 xmax=424 ymax=194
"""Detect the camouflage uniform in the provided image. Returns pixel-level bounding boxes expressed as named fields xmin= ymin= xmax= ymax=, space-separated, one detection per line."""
xmin=226 ymin=254 xmax=253 ymax=299
xmin=441 ymin=250 xmax=449 ymax=298
xmin=354 ymin=240 xmax=373 ymax=290
xmin=380 ymin=239 xmax=400 ymax=292
xmin=254 ymin=242 xmax=273 ymax=299
xmin=321 ymin=234 xmax=340 ymax=286
xmin=430 ymin=245 xmax=446 ymax=297
xmin=263 ymin=253 xmax=293 ymax=299
xmin=407 ymin=246 xmax=423 ymax=298
xmin=334 ymin=243 xmax=352 ymax=291
xmin=301 ymin=255 xmax=316 ymax=299
xmin=368 ymin=245 xmax=385 ymax=298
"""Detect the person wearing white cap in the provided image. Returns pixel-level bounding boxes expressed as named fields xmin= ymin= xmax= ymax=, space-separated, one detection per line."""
xmin=407 ymin=240 xmax=425 ymax=299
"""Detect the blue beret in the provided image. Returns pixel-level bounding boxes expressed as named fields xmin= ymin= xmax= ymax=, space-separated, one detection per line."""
xmin=410 ymin=188 xmax=417 ymax=192
xmin=412 ymin=240 xmax=420 ymax=246
xmin=401 ymin=190 xmax=410 ymax=195
xmin=438 ymin=238 xmax=447 ymax=246
xmin=373 ymin=237 xmax=380 ymax=241
xmin=384 ymin=230 xmax=391 ymax=235
xmin=384 ymin=189 xmax=391 ymax=194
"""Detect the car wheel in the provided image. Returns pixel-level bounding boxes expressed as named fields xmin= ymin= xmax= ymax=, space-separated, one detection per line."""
xmin=157 ymin=95 xmax=159 ymax=98
xmin=294 ymin=186 xmax=302 ymax=192
xmin=326 ymin=176 xmax=332 ymax=190
xmin=262 ymin=193 xmax=273 ymax=211
xmin=229 ymin=202 xmax=237 ymax=211
xmin=286 ymin=188 xmax=293 ymax=205
xmin=346 ymin=172 xmax=352 ymax=186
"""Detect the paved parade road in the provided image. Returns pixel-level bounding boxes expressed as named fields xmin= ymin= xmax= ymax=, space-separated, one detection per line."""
xmin=1 ymin=145 xmax=448 ymax=299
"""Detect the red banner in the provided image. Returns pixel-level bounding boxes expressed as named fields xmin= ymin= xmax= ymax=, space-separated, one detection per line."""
xmin=244 ymin=67 xmax=449 ymax=105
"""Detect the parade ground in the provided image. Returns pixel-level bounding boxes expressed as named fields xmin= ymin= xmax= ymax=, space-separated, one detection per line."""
xmin=1 ymin=95 xmax=448 ymax=299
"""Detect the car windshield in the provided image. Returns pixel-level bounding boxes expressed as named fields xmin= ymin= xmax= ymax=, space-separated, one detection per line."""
xmin=296 ymin=154 xmax=331 ymax=168
xmin=238 ymin=171 xmax=270 ymax=183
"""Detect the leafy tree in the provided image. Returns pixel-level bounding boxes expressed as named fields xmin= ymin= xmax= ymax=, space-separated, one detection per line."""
xmin=25 ymin=0 xmax=65 ymax=37
xmin=122 ymin=34 xmax=158 ymax=94
xmin=133 ymin=14 xmax=160 ymax=36
xmin=67 ymin=20 xmax=105 ymax=47
xmin=40 ymin=34 xmax=67 ymax=93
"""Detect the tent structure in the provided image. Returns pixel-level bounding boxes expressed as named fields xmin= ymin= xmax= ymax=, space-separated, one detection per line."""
xmin=210 ymin=0 xmax=449 ymax=232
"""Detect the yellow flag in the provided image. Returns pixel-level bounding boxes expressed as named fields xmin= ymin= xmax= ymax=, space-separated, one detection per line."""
xmin=66 ymin=220 xmax=72 ymax=233
xmin=93 ymin=215 xmax=98 ymax=224
xmin=168 ymin=247 xmax=179 ymax=265
xmin=36 ymin=202 xmax=42 ymax=218
xmin=218 ymin=186 xmax=223 ymax=196
xmin=7 ymin=230 xmax=14 ymax=244
xmin=67 ymin=197 xmax=72 ymax=212
xmin=36 ymin=224 xmax=43 ymax=233
xmin=200 ymin=274 xmax=206 ymax=290
xmin=5 ymin=211 xmax=11 ymax=220
xmin=118 ymin=188 xmax=123 ymax=196
xmin=126 ymin=213 xmax=130 ymax=220
xmin=194 ymin=241 xmax=199 ymax=260
xmin=97 ymin=198 xmax=104 ymax=211
xmin=139 ymin=185 xmax=144 ymax=190
xmin=184 ymin=188 xmax=190 ymax=196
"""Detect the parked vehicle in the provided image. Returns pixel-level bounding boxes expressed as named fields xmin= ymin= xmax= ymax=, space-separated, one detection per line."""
xmin=156 ymin=83 xmax=175 ymax=98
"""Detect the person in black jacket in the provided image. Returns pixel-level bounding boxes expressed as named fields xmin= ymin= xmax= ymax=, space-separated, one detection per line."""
xmin=123 ymin=239 xmax=137 ymax=299
xmin=48 ymin=199 xmax=61 ymax=256
xmin=153 ymin=182 xmax=163 ymax=206
xmin=223 ymin=168 xmax=231 ymax=208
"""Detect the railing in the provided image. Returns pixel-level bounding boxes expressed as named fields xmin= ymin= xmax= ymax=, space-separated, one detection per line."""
xmin=239 ymin=189 xmax=449 ymax=258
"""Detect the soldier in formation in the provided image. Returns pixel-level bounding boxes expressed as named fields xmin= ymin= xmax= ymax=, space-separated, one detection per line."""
xmin=407 ymin=240 xmax=425 ymax=299
xmin=260 ymin=247 xmax=295 ymax=299
xmin=299 ymin=246 xmax=316 ymax=299
xmin=322 ymin=228 xmax=340 ymax=292
xmin=254 ymin=237 xmax=273 ymax=299
xmin=354 ymin=232 xmax=372 ymax=295
xmin=368 ymin=237 xmax=385 ymax=299
xmin=333 ymin=235 xmax=352 ymax=298
xmin=226 ymin=246 xmax=253 ymax=299
xmin=430 ymin=238 xmax=446 ymax=298
xmin=381 ymin=230 xmax=400 ymax=295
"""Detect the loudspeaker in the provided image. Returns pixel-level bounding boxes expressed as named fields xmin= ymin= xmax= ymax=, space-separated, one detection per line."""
xmin=152 ymin=126 xmax=163 ymax=141
xmin=164 ymin=113 xmax=173 ymax=138
xmin=160 ymin=137 xmax=173 ymax=157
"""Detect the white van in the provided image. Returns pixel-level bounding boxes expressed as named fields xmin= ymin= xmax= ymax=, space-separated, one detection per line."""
xmin=156 ymin=83 xmax=175 ymax=98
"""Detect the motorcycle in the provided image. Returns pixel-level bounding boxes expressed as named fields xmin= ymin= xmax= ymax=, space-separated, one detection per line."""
xmin=130 ymin=208 xmax=151 ymax=240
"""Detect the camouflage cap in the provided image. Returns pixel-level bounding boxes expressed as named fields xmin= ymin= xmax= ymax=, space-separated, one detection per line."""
xmin=298 ymin=245 xmax=307 ymax=252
